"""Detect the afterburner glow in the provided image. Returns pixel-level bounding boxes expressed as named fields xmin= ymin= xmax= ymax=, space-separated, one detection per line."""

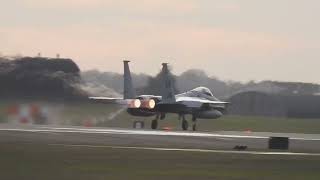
xmin=148 ymin=99 xmax=156 ymax=109
xmin=133 ymin=99 xmax=141 ymax=108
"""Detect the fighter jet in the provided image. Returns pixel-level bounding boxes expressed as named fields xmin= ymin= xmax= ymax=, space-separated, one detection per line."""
xmin=90 ymin=61 xmax=228 ymax=131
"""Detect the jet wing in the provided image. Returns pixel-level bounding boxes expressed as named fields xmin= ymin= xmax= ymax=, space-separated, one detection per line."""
xmin=89 ymin=97 xmax=123 ymax=104
xmin=175 ymin=96 xmax=229 ymax=108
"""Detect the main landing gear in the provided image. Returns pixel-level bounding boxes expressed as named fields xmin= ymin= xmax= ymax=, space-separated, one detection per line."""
xmin=151 ymin=113 xmax=198 ymax=131
xmin=151 ymin=113 xmax=166 ymax=130
xmin=151 ymin=114 xmax=159 ymax=130
xmin=179 ymin=114 xmax=197 ymax=131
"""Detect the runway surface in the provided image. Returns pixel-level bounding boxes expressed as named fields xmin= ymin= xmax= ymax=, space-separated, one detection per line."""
xmin=1 ymin=123 xmax=320 ymax=155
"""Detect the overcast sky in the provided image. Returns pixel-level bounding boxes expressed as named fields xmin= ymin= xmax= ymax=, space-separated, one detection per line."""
xmin=1 ymin=0 xmax=319 ymax=83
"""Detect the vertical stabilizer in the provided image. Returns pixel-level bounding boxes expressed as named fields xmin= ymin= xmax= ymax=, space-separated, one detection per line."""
xmin=160 ymin=63 xmax=176 ymax=103
xmin=123 ymin=60 xmax=136 ymax=99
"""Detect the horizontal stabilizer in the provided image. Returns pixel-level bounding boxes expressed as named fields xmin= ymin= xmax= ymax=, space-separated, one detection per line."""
xmin=89 ymin=97 xmax=141 ymax=108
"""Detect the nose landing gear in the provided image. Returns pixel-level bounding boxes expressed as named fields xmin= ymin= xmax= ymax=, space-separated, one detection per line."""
xmin=179 ymin=114 xmax=188 ymax=131
xmin=192 ymin=115 xmax=197 ymax=131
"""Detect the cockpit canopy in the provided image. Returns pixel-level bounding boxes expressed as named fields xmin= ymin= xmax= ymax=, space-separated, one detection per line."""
xmin=191 ymin=87 xmax=214 ymax=97
xmin=176 ymin=86 xmax=219 ymax=101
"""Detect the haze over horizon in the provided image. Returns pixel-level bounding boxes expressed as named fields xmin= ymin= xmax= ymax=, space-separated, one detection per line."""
xmin=1 ymin=0 xmax=319 ymax=83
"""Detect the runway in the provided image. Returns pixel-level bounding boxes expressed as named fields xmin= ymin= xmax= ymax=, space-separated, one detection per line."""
xmin=1 ymin=124 xmax=320 ymax=155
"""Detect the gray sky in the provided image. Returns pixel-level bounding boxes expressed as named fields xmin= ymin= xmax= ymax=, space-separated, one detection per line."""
xmin=1 ymin=0 xmax=319 ymax=83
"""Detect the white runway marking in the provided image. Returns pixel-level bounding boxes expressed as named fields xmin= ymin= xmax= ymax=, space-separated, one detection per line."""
xmin=48 ymin=143 xmax=320 ymax=156
xmin=36 ymin=131 xmax=60 ymax=136
xmin=215 ymin=137 xmax=234 ymax=141
xmin=0 ymin=127 xmax=267 ymax=139
xmin=1 ymin=126 xmax=320 ymax=141
xmin=291 ymin=137 xmax=320 ymax=141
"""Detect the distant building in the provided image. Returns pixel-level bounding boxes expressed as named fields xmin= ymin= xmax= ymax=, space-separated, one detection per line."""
xmin=227 ymin=91 xmax=320 ymax=119
xmin=231 ymin=81 xmax=320 ymax=96
xmin=227 ymin=91 xmax=287 ymax=117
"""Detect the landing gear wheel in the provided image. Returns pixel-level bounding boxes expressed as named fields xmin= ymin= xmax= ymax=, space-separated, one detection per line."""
xmin=151 ymin=120 xmax=158 ymax=129
xmin=182 ymin=120 xmax=189 ymax=131
xmin=192 ymin=124 xmax=197 ymax=131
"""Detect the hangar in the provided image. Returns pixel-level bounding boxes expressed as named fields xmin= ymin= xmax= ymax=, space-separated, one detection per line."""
xmin=228 ymin=91 xmax=320 ymax=118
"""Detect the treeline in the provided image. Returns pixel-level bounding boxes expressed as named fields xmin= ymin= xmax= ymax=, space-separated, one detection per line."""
xmin=1 ymin=56 xmax=319 ymax=100
xmin=81 ymin=69 xmax=320 ymax=99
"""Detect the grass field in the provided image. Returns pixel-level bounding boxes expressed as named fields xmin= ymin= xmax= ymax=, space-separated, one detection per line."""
xmin=1 ymin=100 xmax=320 ymax=134
xmin=1 ymin=143 xmax=320 ymax=180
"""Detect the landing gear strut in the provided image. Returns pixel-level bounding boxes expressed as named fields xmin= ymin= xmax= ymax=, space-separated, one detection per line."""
xmin=192 ymin=115 xmax=197 ymax=131
xmin=181 ymin=115 xmax=189 ymax=131
xmin=151 ymin=114 xmax=159 ymax=129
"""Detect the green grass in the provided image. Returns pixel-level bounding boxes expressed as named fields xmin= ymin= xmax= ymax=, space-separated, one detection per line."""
xmin=200 ymin=115 xmax=320 ymax=134
xmin=1 ymin=143 xmax=320 ymax=180
xmin=1 ymin=100 xmax=320 ymax=133
xmin=0 ymin=102 xmax=7 ymax=123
